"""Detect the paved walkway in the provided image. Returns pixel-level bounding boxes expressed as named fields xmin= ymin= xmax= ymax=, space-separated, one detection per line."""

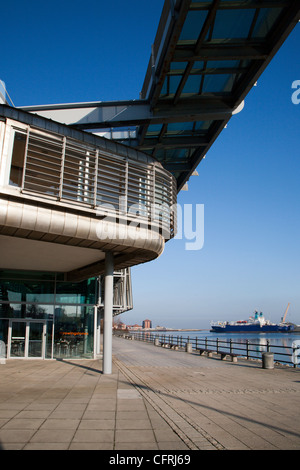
xmin=0 ymin=336 xmax=299 ymax=450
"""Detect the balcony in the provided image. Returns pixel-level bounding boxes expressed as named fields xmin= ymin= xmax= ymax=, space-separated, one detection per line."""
xmin=0 ymin=105 xmax=177 ymax=280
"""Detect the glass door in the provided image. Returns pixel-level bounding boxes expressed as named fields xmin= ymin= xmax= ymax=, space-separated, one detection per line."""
xmin=28 ymin=322 xmax=44 ymax=358
xmin=9 ymin=320 xmax=46 ymax=359
xmin=10 ymin=321 xmax=26 ymax=358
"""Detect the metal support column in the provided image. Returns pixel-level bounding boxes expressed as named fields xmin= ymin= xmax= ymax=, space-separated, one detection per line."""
xmin=103 ymin=252 xmax=114 ymax=374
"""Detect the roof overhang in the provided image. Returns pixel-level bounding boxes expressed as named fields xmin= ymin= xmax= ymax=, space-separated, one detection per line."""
xmin=19 ymin=0 xmax=300 ymax=191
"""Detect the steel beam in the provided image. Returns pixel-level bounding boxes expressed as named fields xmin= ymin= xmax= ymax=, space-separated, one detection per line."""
xmin=20 ymin=97 xmax=234 ymax=130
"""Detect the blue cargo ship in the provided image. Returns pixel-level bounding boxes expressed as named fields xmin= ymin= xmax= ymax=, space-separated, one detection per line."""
xmin=210 ymin=311 xmax=294 ymax=333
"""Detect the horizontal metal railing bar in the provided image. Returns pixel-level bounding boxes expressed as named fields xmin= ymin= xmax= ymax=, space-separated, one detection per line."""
xmin=24 ymin=186 xmax=59 ymax=197
xmin=27 ymin=155 xmax=61 ymax=172
xmin=127 ymin=174 xmax=153 ymax=183
xmin=25 ymin=174 xmax=59 ymax=187
xmin=28 ymin=145 xmax=63 ymax=159
xmin=62 ymin=178 xmax=95 ymax=188
xmin=62 ymin=190 xmax=94 ymax=200
xmin=64 ymin=159 xmax=97 ymax=169
xmin=98 ymin=157 xmax=126 ymax=167
xmin=28 ymin=140 xmax=63 ymax=152
xmin=117 ymin=332 xmax=299 ymax=368
xmin=29 ymin=136 xmax=63 ymax=148
xmin=129 ymin=169 xmax=153 ymax=180
xmin=126 ymin=197 xmax=152 ymax=208
xmin=127 ymin=180 xmax=153 ymax=190
xmin=27 ymin=153 xmax=62 ymax=164
xmin=96 ymin=191 xmax=126 ymax=203
xmin=97 ymin=180 xmax=126 ymax=191
xmin=25 ymin=179 xmax=60 ymax=192
xmin=63 ymin=177 xmax=95 ymax=188
xmin=98 ymin=166 xmax=126 ymax=176
xmin=62 ymin=192 xmax=94 ymax=200
xmin=127 ymin=192 xmax=152 ymax=203
xmin=65 ymin=146 xmax=96 ymax=154
xmin=26 ymin=174 xmax=60 ymax=187
xmin=26 ymin=163 xmax=61 ymax=174
xmin=63 ymin=158 xmax=97 ymax=168
xmin=15 ymin=124 xmax=177 ymax=236
xmin=96 ymin=179 xmax=126 ymax=192
xmin=25 ymin=178 xmax=60 ymax=191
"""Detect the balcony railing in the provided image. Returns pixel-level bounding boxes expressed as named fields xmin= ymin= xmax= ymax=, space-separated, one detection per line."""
xmin=5 ymin=121 xmax=177 ymax=238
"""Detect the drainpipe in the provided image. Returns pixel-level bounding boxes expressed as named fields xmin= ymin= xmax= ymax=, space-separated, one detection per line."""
xmin=103 ymin=252 xmax=114 ymax=374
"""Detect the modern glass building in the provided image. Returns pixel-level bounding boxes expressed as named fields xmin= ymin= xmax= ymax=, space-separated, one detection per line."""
xmin=1 ymin=0 xmax=299 ymax=372
xmin=0 ymin=105 xmax=176 ymax=370
xmin=0 ymin=269 xmax=132 ymax=360
xmin=0 ymin=270 xmax=97 ymax=359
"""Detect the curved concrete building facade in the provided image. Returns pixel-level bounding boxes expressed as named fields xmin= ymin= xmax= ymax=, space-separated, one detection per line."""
xmin=0 ymin=105 xmax=176 ymax=370
xmin=0 ymin=105 xmax=176 ymax=279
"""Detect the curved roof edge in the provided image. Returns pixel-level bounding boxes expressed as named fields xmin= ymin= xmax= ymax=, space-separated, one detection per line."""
xmin=0 ymin=104 xmax=163 ymax=168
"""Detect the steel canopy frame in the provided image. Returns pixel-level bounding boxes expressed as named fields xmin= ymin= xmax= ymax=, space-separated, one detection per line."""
xmin=20 ymin=0 xmax=300 ymax=191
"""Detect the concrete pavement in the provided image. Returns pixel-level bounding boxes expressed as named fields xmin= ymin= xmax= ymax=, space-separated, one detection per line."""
xmin=0 ymin=335 xmax=299 ymax=450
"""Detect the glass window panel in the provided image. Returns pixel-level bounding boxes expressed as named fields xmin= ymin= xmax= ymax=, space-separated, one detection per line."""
xmin=9 ymin=132 xmax=27 ymax=187
xmin=146 ymin=124 xmax=163 ymax=136
xmin=252 ymin=8 xmax=283 ymax=39
xmin=55 ymin=278 xmax=96 ymax=305
xmin=54 ymin=305 xmax=94 ymax=359
xmin=212 ymin=9 xmax=255 ymax=39
xmin=195 ymin=121 xmax=213 ymax=131
xmin=28 ymin=322 xmax=44 ymax=358
xmin=10 ymin=321 xmax=26 ymax=357
xmin=182 ymin=75 xmax=202 ymax=95
xmin=26 ymin=304 xmax=54 ymax=320
xmin=167 ymin=122 xmax=195 ymax=135
xmin=0 ymin=319 xmax=8 ymax=345
xmin=0 ymin=280 xmax=55 ymax=303
xmin=202 ymin=74 xmax=235 ymax=93
xmin=206 ymin=60 xmax=240 ymax=69
xmin=169 ymin=62 xmax=187 ymax=71
xmin=161 ymin=76 xmax=182 ymax=96
xmin=179 ymin=10 xmax=207 ymax=41
xmin=165 ymin=149 xmax=190 ymax=161
xmin=0 ymin=303 xmax=54 ymax=320
xmin=191 ymin=61 xmax=205 ymax=73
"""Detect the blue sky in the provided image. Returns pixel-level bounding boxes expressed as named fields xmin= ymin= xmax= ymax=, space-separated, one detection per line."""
xmin=1 ymin=1 xmax=299 ymax=328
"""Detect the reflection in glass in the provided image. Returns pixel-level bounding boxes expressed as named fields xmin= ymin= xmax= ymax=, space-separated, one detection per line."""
xmin=28 ymin=322 xmax=44 ymax=358
xmin=54 ymin=306 xmax=94 ymax=359
xmin=9 ymin=132 xmax=27 ymax=187
xmin=10 ymin=321 xmax=26 ymax=357
xmin=55 ymin=278 xmax=96 ymax=305
xmin=0 ymin=280 xmax=55 ymax=304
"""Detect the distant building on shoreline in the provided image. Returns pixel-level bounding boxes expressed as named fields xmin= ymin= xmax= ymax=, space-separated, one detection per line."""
xmin=142 ymin=319 xmax=152 ymax=329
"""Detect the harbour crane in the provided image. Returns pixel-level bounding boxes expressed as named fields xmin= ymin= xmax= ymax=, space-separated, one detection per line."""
xmin=281 ymin=303 xmax=290 ymax=323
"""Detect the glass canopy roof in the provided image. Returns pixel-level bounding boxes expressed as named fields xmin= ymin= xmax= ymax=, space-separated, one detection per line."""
xmin=137 ymin=0 xmax=299 ymax=190
xmin=20 ymin=0 xmax=300 ymax=193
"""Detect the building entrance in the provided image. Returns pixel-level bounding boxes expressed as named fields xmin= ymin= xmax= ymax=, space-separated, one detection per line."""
xmin=8 ymin=319 xmax=47 ymax=359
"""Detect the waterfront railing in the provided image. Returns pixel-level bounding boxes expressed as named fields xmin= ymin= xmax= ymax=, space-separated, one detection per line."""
xmin=113 ymin=330 xmax=300 ymax=368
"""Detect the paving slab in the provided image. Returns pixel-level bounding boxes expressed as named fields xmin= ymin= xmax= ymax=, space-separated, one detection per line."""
xmin=0 ymin=335 xmax=299 ymax=451
xmin=112 ymin=335 xmax=300 ymax=451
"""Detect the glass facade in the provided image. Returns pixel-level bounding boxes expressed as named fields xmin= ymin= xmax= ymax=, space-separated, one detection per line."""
xmin=0 ymin=270 xmax=97 ymax=360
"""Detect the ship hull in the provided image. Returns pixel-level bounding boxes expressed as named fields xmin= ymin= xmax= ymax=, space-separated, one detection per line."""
xmin=210 ymin=324 xmax=293 ymax=333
